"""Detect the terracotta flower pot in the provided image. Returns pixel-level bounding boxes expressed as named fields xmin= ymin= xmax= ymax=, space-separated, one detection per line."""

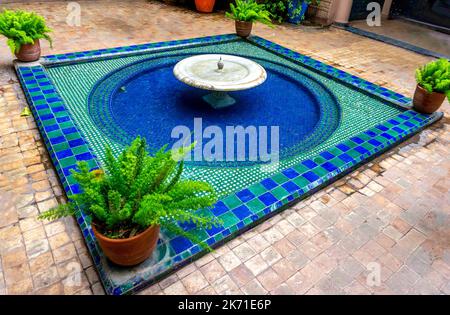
xmin=412 ymin=84 xmax=445 ymax=114
xmin=195 ymin=0 xmax=216 ymax=13
xmin=235 ymin=20 xmax=253 ymax=38
xmin=15 ymin=39 xmax=41 ymax=62
xmin=92 ymin=224 xmax=160 ymax=266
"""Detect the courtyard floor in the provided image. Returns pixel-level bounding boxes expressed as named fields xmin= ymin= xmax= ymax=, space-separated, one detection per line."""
xmin=350 ymin=19 xmax=450 ymax=57
xmin=0 ymin=0 xmax=449 ymax=295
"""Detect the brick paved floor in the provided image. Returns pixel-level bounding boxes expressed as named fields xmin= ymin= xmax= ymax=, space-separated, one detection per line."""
xmin=0 ymin=0 xmax=449 ymax=295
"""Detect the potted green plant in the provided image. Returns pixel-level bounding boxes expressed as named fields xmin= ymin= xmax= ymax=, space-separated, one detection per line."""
xmin=413 ymin=58 xmax=450 ymax=114
xmin=305 ymin=0 xmax=321 ymax=20
xmin=39 ymin=137 xmax=220 ymax=266
xmin=0 ymin=9 xmax=52 ymax=62
xmin=287 ymin=0 xmax=320 ymax=24
xmin=263 ymin=0 xmax=288 ymax=23
xmin=226 ymin=0 xmax=274 ymax=38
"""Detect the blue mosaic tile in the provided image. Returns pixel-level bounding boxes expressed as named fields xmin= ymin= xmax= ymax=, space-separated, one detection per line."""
xmin=236 ymin=189 xmax=256 ymax=203
xmin=258 ymin=192 xmax=278 ymax=206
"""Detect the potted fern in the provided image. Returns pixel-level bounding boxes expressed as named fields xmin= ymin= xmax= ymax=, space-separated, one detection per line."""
xmin=287 ymin=0 xmax=309 ymax=24
xmin=414 ymin=58 xmax=450 ymax=114
xmin=39 ymin=137 xmax=220 ymax=266
xmin=226 ymin=0 xmax=274 ymax=38
xmin=0 ymin=10 xmax=52 ymax=62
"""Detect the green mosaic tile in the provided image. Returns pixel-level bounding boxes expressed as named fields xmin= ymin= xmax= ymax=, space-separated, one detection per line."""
xmin=221 ymin=194 xmax=242 ymax=210
xmin=327 ymin=147 xmax=344 ymax=157
xmin=271 ymin=186 xmax=290 ymax=200
xmin=59 ymin=121 xmax=74 ymax=129
xmin=229 ymin=225 xmax=239 ymax=234
xmin=329 ymin=157 xmax=346 ymax=168
xmin=358 ymin=133 xmax=371 ymax=141
xmin=292 ymin=176 xmax=310 ymax=188
xmin=347 ymin=149 xmax=362 ymax=159
xmin=189 ymin=229 xmax=208 ymax=240
xmin=375 ymin=135 xmax=389 ymax=144
xmin=246 ymin=198 xmax=266 ymax=213
xmin=292 ymin=164 xmax=309 ymax=174
xmin=248 ymin=183 xmax=267 ymax=197
xmin=42 ymin=119 xmax=57 ymax=126
xmin=361 ymin=142 xmax=375 ymax=151
xmin=271 ymin=173 xmax=289 ymax=185
xmin=65 ymin=132 xmax=82 ymax=141
xmin=312 ymin=156 xmax=326 ymax=165
xmin=72 ymin=145 xmax=89 ymax=155
xmin=47 ymin=130 xmax=63 ymax=138
xmin=59 ymin=156 xmax=77 ymax=168
xmin=342 ymin=140 xmax=357 ymax=149
xmin=218 ymin=212 xmax=240 ymax=229
xmin=312 ymin=166 xmax=329 ymax=178
xmin=53 ymin=142 xmax=70 ymax=152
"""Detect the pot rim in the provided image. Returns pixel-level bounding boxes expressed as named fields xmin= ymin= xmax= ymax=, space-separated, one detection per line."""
xmin=416 ymin=83 xmax=445 ymax=96
xmin=236 ymin=20 xmax=253 ymax=24
xmin=92 ymin=223 xmax=159 ymax=243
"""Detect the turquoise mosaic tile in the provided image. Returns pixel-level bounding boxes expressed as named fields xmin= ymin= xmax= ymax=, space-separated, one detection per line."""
xmin=15 ymin=34 xmax=443 ymax=295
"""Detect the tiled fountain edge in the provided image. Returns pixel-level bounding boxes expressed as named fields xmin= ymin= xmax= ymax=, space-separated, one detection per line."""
xmin=14 ymin=34 xmax=443 ymax=295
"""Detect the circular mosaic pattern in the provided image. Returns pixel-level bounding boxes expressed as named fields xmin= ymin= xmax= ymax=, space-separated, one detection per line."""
xmin=88 ymin=54 xmax=341 ymax=167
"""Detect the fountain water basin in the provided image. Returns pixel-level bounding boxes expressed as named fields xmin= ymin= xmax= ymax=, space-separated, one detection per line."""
xmin=173 ymin=54 xmax=267 ymax=108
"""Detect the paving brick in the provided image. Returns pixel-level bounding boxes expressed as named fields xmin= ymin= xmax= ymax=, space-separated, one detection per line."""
xmin=199 ymin=260 xmax=226 ymax=284
xmin=181 ymin=270 xmax=209 ymax=294
xmin=244 ymin=254 xmax=269 ymax=276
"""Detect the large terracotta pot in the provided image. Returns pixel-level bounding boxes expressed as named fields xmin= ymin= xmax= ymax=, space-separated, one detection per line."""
xmin=92 ymin=224 xmax=160 ymax=266
xmin=15 ymin=40 xmax=41 ymax=62
xmin=195 ymin=0 xmax=215 ymax=13
xmin=235 ymin=21 xmax=253 ymax=38
xmin=412 ymin=84 xmax=445 ymax=114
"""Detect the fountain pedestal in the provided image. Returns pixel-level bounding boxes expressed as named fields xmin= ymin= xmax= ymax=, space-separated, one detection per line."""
xmin=203 ymin=91 xmax=237 ymax=109
xmin=173 ymin=54 xmax=267 ymax=109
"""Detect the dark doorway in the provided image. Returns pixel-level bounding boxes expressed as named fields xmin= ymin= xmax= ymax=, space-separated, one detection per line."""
xmin=350 ymin=0 xmax=385 ymax=20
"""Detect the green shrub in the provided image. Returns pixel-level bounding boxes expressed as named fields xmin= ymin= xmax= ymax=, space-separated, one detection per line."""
xmin=226 ymin=0 xmax=274 ymax=27
xmin=263 ymin=0 xmax=321 ymax=23
xmin=39 ymin=137 xmax=221 ymax=247
xmin=416 ymin=58 xmax=450 ymax=101
xmin=0 ymin=9 xmax=52 ymax=54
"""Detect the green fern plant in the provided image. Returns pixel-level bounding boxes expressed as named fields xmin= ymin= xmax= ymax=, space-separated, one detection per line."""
xmin=415 ymin=58 xmax=450 ymax=101
xmin=39 ymin=137 xmax=221 ymax=248
xmin=0 ymin=9 xmax=52 ymax=54
xmin=226 ymin=0 xmax=274 ymax=27
xmin=263 ymin=0 xmax=320 ymax=23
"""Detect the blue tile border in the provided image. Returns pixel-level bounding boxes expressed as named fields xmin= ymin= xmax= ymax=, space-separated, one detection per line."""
xmin=15 ymin=34 xmax=443 ymax=295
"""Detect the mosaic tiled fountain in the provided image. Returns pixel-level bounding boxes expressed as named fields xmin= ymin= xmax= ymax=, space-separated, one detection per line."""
xmin=15 ymin=34 xmax=442 ymax=295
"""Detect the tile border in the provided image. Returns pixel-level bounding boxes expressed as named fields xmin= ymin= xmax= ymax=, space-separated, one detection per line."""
xmin=14 ymin=34 xmax=443 ymax=295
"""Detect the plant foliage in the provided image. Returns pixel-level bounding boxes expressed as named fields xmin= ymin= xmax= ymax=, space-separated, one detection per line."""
xmin=0 ymin=9 xmax=52 ymax=54
xmin=416 ymin=58 xmax=450 ymax=101
xmin=263 ymin=0 xmax=320 ymax=23
xmin=39 ymin=137 xmax=221 ymax=247
xmin=226 ymin=0 xmax=274 ymax=27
